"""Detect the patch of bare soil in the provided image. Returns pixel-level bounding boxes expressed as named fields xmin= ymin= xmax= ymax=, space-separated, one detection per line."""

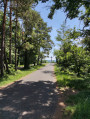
xmin=53 ymin=87 xmax=78 ymax=119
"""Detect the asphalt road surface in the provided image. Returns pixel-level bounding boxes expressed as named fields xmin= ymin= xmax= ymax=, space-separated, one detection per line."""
xmin=0 ymin=63 xmax=59 ymax=119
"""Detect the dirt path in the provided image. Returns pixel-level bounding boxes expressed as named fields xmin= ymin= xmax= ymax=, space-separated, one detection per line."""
xmin=0 ymin=64 xmax=59 ymax=119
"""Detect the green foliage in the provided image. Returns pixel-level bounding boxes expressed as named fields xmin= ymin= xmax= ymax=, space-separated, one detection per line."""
xmin=39 ymin=0 xmax=90 ymax=55
xmin=43 ymin=0 xmax=90 ymax=21
xmin=65 ymin=91 xmax=90 ymax=119
xmin=20 ymin=9 xmax=53 ymax=68
xmin=23 ymin=42 xmax=34 ymax=50
xmin=55 ymin=64 xmax=90 ymax=90
xmin=81 ymin=34 xmax=90 ymax=51
xmin=0 ymin=64 xmax=46 ymax=87
xmin=0 ymin=1 xmax=53 ymax=75
xmin=55 ymin=64 xmax=90 ymax=119
xmin=54 ymin=24 xmax=90 ymax=76
xmin=55 ymin=62 xmax=90 ymax=118
xmin=8 ymin=64 xmax=15 ymax=74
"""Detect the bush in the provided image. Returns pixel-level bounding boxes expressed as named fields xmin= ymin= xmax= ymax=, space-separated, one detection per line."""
xmin=8 ymin=64 xmax=15 ymax=74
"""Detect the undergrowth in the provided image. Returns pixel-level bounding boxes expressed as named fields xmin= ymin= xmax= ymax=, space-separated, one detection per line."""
xmin=0 ymin=64 xmax=46 ymax=87
xmin=54 ymin=64 xmax=90 ymax=119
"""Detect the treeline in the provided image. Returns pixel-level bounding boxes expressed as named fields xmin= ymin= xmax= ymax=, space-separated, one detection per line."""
xmin=54 ymin=23 xmax=90 ymax=76
xmin=40 ymin=0 xmax=90 ymax=77
xmin=48 ymin=0 xmax=90 ymax=76
xmin=0 ymin=0 xmax=53 ymax=77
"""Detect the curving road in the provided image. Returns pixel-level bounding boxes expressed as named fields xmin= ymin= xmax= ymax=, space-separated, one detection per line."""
xmin=0 ymin=63 xmax=59 ymax=119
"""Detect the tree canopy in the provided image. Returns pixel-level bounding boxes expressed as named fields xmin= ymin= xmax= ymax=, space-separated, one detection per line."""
xmin=0 ymin=0 xmax=54 ymax=76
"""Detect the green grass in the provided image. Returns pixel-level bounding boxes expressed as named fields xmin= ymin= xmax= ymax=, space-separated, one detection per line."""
xmin=54 ymin=64 xmax=90 ymax=119
xmin=65 ymin=91 xmax=90 ymax=119
xmin=0 ymin=64 xmax=46 ymax=87
xmin=55 ymin=65 xmax=90 ymax=90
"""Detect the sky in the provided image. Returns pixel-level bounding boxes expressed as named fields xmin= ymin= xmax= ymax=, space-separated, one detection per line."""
xmin=35 ymin=1 xmax=84 ymax=60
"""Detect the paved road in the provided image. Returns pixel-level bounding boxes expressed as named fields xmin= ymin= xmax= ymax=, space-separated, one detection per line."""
xmin=0 ymin=64 xmax=59 ymax=119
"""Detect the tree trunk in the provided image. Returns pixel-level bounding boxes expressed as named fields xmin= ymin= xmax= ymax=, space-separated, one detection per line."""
xmin=34 ymin=62 xmax=35 ymax=66
xmin=41 ymin=58 xmax=42 ymax=65
xmin=37 ymin=56 xmax=39 ymax=65
xmin=0 ymin=0 xmax=7 ymax=77
xmin=24 ymin=50 xmax=29 ymax=69
xmin=15 ymin=4 xmax=18 ymax=71
xmin=17 ymin=49 xmax=20 ymax=66
xmin=9 ymin=1 xmax=12 ymax=64
xmin=37 ymin=47 xmax=40 ymax=65
xmin=4 ymin=47 xmax=9 ymax=73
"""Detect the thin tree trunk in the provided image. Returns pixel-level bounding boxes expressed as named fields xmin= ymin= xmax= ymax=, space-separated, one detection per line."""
xmin=17 ymin=48 xmax=20 ymax=66
xmin=4 ymin=47 xmax=9 ymax=73
xmin=15 ymin=4 xmax=18 ymax=71
xmin=37 ymin=56 xmax=39 ymax=65
xmin=24 ymin=50 xmax=27 ymax=69
xmin=1 ymin=0 xmax=7 ymax=77
xmin=9 ymin=1 xmax=12 ymax=64
xmin=37 ymin=47 xmax=40 ymax=65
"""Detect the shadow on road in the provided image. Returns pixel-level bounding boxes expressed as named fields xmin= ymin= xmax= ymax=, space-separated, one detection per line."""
xmin=0 ymin=80 xmax=59 ymax=119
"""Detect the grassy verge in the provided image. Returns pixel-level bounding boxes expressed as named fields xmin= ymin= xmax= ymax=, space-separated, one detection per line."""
xmin=54 ymin=64 xmax=90 ymax=119
xmin=0 ymin=64 xmax=46 ymax=87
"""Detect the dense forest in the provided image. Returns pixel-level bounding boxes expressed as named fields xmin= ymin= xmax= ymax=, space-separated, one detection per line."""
xmin=0 ymin=0 xmax=54 ymax=77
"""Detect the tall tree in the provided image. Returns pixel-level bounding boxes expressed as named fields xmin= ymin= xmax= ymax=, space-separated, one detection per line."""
xmin=14 ymin=0 xmax=18 ymax=71
xmin=1 ymin=0 xmax=8 ymax=77
xmin=9 ymin=0 xmax=12 ymax=64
